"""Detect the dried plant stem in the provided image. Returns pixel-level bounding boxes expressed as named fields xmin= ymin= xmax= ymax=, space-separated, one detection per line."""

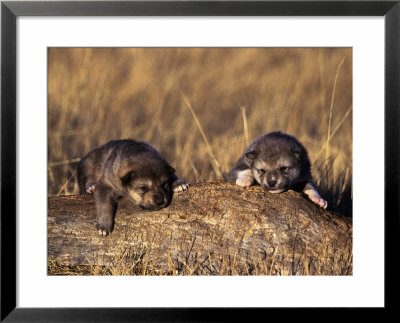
xmin=326 ymin=57 xmax=346 ymax=160
xmin=56 ymin=173 xmax=75 ymax=196
xmin=188 ymin=159 xmax=200 ymax=182
xmin=181 ymin=93 xmax=224 ymax=179
xmin=235 ymin=99 xmax=249 ymax=147
xmin=49 ymin=158 xmax=81 ymax=167
xmin=241 ymin=106 xmax=250 ymax=147
xmin=314 ymin=105 xmax=352 ymax=162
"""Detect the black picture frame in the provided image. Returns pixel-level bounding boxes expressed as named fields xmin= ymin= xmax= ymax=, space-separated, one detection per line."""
xmin=1 ymin=1 xmax=399 ymax=321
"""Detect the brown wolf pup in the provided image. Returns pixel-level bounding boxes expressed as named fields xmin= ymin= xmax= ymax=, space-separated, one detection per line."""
xmin=77 ymin=139 xmax=189 ymax=235
xmin=228 ymin=131 xmax=327 ymax=209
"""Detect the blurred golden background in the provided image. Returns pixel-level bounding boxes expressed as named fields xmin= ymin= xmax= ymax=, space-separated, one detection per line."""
xmin=48 ymin=47 xmax=352 ymax=216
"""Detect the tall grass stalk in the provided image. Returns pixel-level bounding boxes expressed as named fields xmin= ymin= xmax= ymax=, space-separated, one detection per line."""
xmin=48 ymin=158 xmax=81 ymax=167
xmin=241 ymin=106 xmax=250 ymax=147
xmin=314 ymin=105 xmax=352 ymax=162
xmin=181 ymin=93 xmax=224 ymax=179
xmin=326 ymin=57 xmax=346 ymax=161
xmin=56 ymin=174 xmax=75 ymax=196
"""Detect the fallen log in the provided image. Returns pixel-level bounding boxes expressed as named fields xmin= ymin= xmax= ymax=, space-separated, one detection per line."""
xmin=48 ymin=181 xmax=352 ymax=275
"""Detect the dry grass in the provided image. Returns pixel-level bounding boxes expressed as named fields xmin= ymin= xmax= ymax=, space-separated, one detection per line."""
xmin=48 ymin=48 xmax=352 ymax=275
xmin=49 ymin=245 xmax=352 ymax=276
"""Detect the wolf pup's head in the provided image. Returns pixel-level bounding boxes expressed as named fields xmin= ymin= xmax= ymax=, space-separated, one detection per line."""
xmin=244 ymin=133 xmax=310 ymax=193
xmin=119 ymin=156 xmax=175 ymax=211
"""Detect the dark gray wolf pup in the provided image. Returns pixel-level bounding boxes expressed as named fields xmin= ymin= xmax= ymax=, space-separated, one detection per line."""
xmin=228 ymin=131 xmax=327 ymax=209
xmin=77 ymin=139 xmax=189 ymax=235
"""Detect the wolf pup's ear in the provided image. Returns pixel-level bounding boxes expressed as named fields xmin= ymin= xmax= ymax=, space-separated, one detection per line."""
xmin=292 ymin=150 xmax=302 ymax=161
xmin=245 ymin=151 xmax=258 ymax=161
xmin=120 ymin=170 xmax=135 ymax=186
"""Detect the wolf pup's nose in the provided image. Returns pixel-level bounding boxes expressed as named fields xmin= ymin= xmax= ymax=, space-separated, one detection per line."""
xmin=268 ymin=179 xmax=277 ymax=187
xmin=154 ymin=194 xmax=165 ymax=206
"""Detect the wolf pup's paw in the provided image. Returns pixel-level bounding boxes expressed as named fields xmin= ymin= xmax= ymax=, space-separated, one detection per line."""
xmin=309 ymin=195 xmax=328 ymax=209
xmin=172 ymin=178 xmax=189 ymax=192
xmin=236 ymin=175 xmax=254 ymax=187
xmin=96 ymin=222 xmax=113 ymax=236
xmin=304 ymin=186 xmax=328 ymax=209
xmin=86 ymin=183 xmax=96 ymax=194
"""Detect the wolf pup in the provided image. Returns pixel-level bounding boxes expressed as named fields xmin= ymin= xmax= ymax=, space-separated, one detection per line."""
xmin=228 ymin=131 xmax=327 ymax=209
xmin=77 ymin=139 xmax=189 ymax=235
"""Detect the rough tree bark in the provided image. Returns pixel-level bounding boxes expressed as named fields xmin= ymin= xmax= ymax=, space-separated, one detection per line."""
xmin=48 ymin=181 xmax=352 ymax=275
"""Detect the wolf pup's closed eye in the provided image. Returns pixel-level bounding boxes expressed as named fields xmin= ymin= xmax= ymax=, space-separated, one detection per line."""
xmin=228 ymin=131 xmax=327 ymax=209
xmin=77 ymin=139 xmax=189 ymax=236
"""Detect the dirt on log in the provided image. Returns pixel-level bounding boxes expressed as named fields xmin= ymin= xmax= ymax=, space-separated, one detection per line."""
xmin=48 ymin=181 xmax=352 ymax=275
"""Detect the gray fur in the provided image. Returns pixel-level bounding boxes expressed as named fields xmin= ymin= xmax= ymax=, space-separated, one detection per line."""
xmin=228 ymin=131 xmax=327 ymax=208
xmin=77 ymin=139 xmax=189 ymax=235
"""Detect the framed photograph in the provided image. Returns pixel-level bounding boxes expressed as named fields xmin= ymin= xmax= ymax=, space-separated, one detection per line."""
xmin=2 ymin=0 xmax=399 ymax=321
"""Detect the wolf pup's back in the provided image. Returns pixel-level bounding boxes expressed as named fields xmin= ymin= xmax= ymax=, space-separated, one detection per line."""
xmin=77 ymin=139 xmax=189 ymax=235
xmin=228 ymin=131 xmax=327 ymax=209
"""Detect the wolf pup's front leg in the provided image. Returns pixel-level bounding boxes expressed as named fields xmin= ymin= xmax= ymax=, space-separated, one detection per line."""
xmin=94 ymin=184 xmax=119 ymax=236
xmin=227 ymin=155 xmax=255 ymax=187
xmin=170 ymin=173 xmax=190 ymax=192
xmin=303 ymin=182 xmax=328 ymax=209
